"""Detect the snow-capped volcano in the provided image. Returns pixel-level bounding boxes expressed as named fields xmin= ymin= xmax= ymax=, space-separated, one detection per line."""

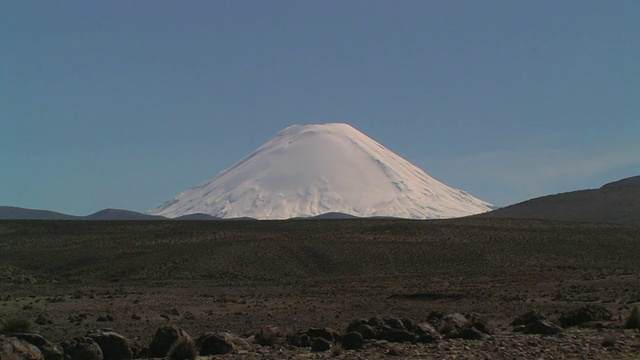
xmin=147 ymin=123 xmax=492 ymax=219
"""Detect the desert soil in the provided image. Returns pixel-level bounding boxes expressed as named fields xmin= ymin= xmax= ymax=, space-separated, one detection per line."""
xmin=1 ymin=218 xmax=640 ymax=358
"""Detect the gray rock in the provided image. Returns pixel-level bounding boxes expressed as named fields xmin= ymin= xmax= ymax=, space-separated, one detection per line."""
xmin=0 ymin=336 xmax=44 ymax=360
xmin=414 ymin=323 xmax=441 ymax=343
xmin=305 ymin=327 xmax=335 ymax=342
xmin=341 ymin=332 xmax=363 ymax=350
xmin=61 ymin=337 xmax=103 ymax=360
xmin=196 ymin=332 xmax=234 ymax=355
xmin=13 ymin=333 xmax=63 ymax=360
xmin=310 ymin=337 xmax=331 ymax=352
xmin=511 ymin=310 xmax=547 ymax=326
xmin=559 ymin=305 xmax=612 ymax=327
xmin=86 ymin=330 xmax=133 ymax=360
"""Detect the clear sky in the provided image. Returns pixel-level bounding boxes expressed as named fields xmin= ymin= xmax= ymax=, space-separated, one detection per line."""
xmin=2 ymin=1 xmax=639 ymax=216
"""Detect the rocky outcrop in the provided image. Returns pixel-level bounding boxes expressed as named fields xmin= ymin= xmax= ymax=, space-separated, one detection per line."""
xmin=559 ymin=305 xmax=613 ymax=327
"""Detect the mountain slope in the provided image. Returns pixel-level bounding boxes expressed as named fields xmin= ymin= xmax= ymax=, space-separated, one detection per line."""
xmin=478 ymin=176 xmax=640 ymax=225
xmin=0 ymin=206 xmax=80 ymax=220
xmin=148 ymin=123 xmax=492 ymax=219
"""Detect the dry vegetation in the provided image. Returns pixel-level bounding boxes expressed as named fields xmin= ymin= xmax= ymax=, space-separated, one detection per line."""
xmin=1 ymin=218 xmax=640 ymax=358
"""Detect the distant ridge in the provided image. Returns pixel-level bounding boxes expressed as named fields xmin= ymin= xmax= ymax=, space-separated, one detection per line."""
xmin=0 ymin=206 xmax=80 ymax=220
xmin=479 ymin=176 xmax=640 ymax=225
xmin=0 ymin=206 xmax=165 ymax=221
xmin=173 ymin=213 xmax=221 ymax=221
xmin=85 ymin=209 xmax=166 ymax=221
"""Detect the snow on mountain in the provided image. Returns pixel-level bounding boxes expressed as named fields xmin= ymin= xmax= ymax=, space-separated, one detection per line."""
xmin=147 ymin=123 xmax=492 ymax=219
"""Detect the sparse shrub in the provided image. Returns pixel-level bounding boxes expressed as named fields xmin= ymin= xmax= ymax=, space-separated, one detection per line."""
xmin=255 ymin=326 xmax=279 ymax=346
xmin=1 ymin=318 xmax=31 ymax=334
xmin=168 ymin=336 xmax=197 ymax=360
xmin=602 ymin=334 xmax=617 ymax=347
xmin=331 ymin=343 xmax=343 ymax=357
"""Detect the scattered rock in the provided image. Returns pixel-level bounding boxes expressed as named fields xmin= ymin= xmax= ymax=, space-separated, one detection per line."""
xmin=148 ymin=326 xmax=190 ymax=358
xmin=13 ymin=333 xmax=64 ymax=360
xmin=86 ymin=329 xmax=133 ymax=360
xmin=341 ymin=331 xmax=363 ymax=350
xmin=34 ymin=314 xmax=53 ymax=326
xmin=559 ymin=305 xmax=612 ymax=328
xmin=61 ymin=337 xmax=104 ymax=360
xmin=0 ymin=336 xmax=44 ymax=360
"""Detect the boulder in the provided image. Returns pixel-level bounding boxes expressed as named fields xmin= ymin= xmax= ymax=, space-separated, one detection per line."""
xmin=559 ymin=305 xmax=612 ymax=328
xmin=305 ymin=327 xmax=335 ymax=343
xmin=148 ymin=326 xmax=190 ymax=358
xmin=196 ymin=332 xmax=234 ymax=355
xmin=287 ymin=332 xmax=311 ymax=348
xmin=458 ymin=327 xmax=484 ymax=340
xmin=13 ymin=333 xmax=64 ymax=360
xmin=414 ymin=323 xmax=441 ymax=343
xmin=310 ymin=337 xmax=331 ymax=352
xmin=367 ymin=317 xmax=384 ymax=327
xmin=0 ymin=336 xmax=44 ymax=360
xmin=348 ymin=323 xmax=377 ymax=340
xmin=382 ymin=329 xmax=417 ymax=343
xmin=61 ymin=337 xmax=104 ymax=360
xmin=438 ymin=313 xmax=471 ymax=335
xmin=382 ymin=317 xmax=406 ymax=330
xmin=511 ymin=310 xmax=547 ymax=327
xmin=341 ymin=331 xmax=363 ymax=350
xmin=86 ymin=330 xmax=133 ymax=360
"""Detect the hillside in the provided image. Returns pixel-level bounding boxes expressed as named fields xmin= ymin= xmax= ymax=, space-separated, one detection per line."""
xmin=479 ymin=176 xmax=640 ymax=225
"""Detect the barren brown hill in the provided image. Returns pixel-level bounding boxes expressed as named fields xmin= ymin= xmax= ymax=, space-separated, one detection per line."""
xmin=478 ymin=176 xmax=640 ymax=225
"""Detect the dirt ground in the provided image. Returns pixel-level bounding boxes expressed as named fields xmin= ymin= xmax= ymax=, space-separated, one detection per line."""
xmin=1 ymin=218 xmax=640 ymax=358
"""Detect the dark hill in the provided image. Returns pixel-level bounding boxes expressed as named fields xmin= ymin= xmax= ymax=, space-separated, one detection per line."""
xmin=479 ymin=176 xmax=640 ymax=225
xmin=173 ymin=213 xmax=221 ymax=220
xmin=84 ymin=209 xmax=166 ymax=221
xmin=0 ymin=206 xmax=80 ymax=220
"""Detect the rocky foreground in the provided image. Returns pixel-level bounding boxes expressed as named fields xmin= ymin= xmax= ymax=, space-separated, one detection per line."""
xmin=2 ymin=305 xmax=640 ymax=360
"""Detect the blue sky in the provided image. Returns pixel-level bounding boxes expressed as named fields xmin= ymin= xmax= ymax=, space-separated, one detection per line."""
xmin=2 ymin=1 xmax=639 ymax=215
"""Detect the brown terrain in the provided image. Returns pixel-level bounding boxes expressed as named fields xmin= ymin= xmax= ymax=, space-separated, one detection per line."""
xmin=1 ymin=218 xmax=640 ymax=359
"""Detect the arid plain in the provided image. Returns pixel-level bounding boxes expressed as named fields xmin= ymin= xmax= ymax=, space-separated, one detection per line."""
xmin=2 ymin=218 xmax=640 ymax=359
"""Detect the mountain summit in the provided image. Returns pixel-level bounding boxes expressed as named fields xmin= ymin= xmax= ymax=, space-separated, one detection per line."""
xmin=148 ymin=123 xmax=492 ymax=219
